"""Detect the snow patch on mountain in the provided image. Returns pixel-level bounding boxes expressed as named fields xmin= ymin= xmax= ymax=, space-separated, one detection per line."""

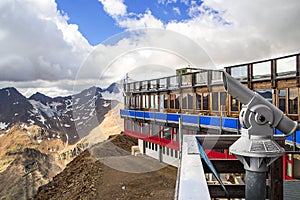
xmin=29 ymin=100 xmax=55 ymax=118
xmin=0 ymin=122 xmax=9 ymax=130
xmin=5 ymin=89 xmax=10 ymax=96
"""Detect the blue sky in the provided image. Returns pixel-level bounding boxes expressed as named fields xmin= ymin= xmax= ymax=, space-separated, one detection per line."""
xmin=55 ymin=0 xmax=197 ymax=45
xmin=56 ymin=0 xmax=123 ymax=45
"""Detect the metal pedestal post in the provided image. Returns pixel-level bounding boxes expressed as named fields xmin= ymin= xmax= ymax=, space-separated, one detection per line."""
xmin=230 ymin=134 xmax=285 ymax=200
xmin=245 ymin=170 xmax=266 ymax=200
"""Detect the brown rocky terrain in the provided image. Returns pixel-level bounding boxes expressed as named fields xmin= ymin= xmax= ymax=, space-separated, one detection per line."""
xmin=0 ymin=148 xmax=61 ymax=199
xmin=35 ymin=134 xmax=177 ymax=200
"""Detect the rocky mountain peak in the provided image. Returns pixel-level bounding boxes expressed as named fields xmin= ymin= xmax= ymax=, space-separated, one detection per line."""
xmin=105 ymin=82 xmax=120 ymax=93
xmin=29 ymin=92 xmax=53 ymax=105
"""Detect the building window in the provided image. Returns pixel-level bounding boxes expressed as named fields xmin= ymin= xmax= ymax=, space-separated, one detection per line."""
xmin=212 ymin=92 xmax=219 ymax=111
xmin=182 ymin=93 xmax=187 ymax=109
xmin=170 ymin=94 xmax=180 ymax=110
xmin=196 ymin=93 xmax=202 ymax=110
xmin=149 ymin=95 xmax=157 ymax=109
xmin=130 ymin=96 xmax=135 ymax=109
xmin=164 ymin=95 xmax=168 ymax=109
xmin=135 ymin=95 xmax=141 ymax=109
xmin=163 ymin=127 xmax=171 ymax=140
xmin=188 ymin=93 xmax=194 ymax=110
xmin=170 ymin=94 xmax=175 ymax=109
xmin=175 ymin=94 xmax=180 ymax=109
xmin=141 ymin=123 xmax=148 ymax=135
xmin=182 ymin=93 xmax=193 ymax=110
xmin=151 ymin=124 xmax=159 ymax=137
xmin=134 ymin=121 xmax=139 ymax=132
xmin=279 ymin=89 xmax=286 ymax=113
xmin=220 ymin=92 xmax=227 ymax=113
xmin=203 ymin=93 xmax=209 ymax=110
xmin=142 ymin=95 xmax=149 ymax=109
xmin=125 ymin=119 xmax=132 ymax=130
xmin=220 ymin=92 xmax=226 ymax=106
xmin=288 ymin=88 xmax=298 ymax=114
xmin=231 ymin=98 xmax=239 ymax=112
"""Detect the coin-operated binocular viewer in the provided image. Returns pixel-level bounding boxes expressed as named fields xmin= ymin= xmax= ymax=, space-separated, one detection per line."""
xmin=222 ymin=72 xmax=298 ymax=200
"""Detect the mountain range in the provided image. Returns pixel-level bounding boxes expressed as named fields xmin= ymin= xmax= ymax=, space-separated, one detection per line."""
xmin=0 ymin=83 xmax=122 ymax=145
xmin=0 ymin=83 xmax=123 ymax=199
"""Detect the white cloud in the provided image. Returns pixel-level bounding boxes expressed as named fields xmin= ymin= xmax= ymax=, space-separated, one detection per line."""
xmin=173 ymin=7 xmax=181 ymax=15
xmin=158 ymin=0 xmax=178 ymax=5
xmin=98 ymin=0 xmax=127 ymax=17
xmin=118 ymin=10 xmax=164 ymax=29
xmin=99 ymin=0 xmax=300 ymax=68
xmin=73 ymin=28 xmax=214 ymax=92
xmin=166 ymin=0 xmax=300 ymax=66
xmin=0 ymin=0 xmax=92 ymax=83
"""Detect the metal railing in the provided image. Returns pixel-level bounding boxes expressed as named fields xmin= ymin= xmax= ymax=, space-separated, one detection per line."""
xmin=123 ymin=53 xmax=300 ymax=93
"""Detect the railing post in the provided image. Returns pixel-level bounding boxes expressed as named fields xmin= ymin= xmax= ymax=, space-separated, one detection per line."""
xmin=207 ymin=70 xmax=212 ymax=92
xmin=296 ymin=54 xmax=300 ymax=87
xmin=247 ymin=64 xmax=253 ymax=89
xmin=271 ymin=59 xmax=277 ymax=88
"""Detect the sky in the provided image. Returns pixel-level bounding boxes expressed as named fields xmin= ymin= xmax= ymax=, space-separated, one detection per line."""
xmin=0 ymin=0 xmax=299 ymax=97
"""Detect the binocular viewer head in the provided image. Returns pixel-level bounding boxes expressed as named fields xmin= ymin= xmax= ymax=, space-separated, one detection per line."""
xmin=223 ymin=71 xmax=298 ymax=136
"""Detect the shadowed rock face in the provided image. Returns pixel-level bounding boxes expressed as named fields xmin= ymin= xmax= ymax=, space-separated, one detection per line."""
xmin=0 ymin=148 xmax=61 ymax=199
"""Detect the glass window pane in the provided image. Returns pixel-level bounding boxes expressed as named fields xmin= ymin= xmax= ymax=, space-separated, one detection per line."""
xmin=231 ymin=65 xmax=247 ymax=78
xmin=164 ymin=95 xmax=168 ymax=109
xmin=170 ymin=94 xmax=175 ymax=109
xmin=182 ymin=93 xmax=187 ymax=109
xmin=188 ymin=93 xmax=194 ymax=110
xmin=289 ymin=88 xmax=298 ymax=114
xmin=151 ymin=124 xmax=159 ymax=137
xmin=231 ymin=98 xmax=239 ymax=112
xmin=134 ymin=122 xmax=139 ymax=132
xmin=195 ymin=71 xmax=207 ymax=84
xmin=279 ymin=99 xmax=286 ymax=113
xmin=175 ymin=94 xmax=180 ymax=109
xmin=164 ymin=127 xmax=171 ymax=140
xmin=142 ymin=123 xmax=148 ymax=135
xmin=279 ymin=89 xmax=286 ymax=97
xmin=279 ymin=89 xmax=286 ymax=113
xmin=253 ymin=61 xmax=271 ymax=78
xmin=196 ymin=93 xmax=201 ymax=110
xmin=212 ymin=92 xmax=219 ymax=111
xmin=277 ymin=56 xmax=296 ymax=75
xmin=220 ymin=92 xmax=226 ymax=106
xmin=203 ymin=93 xmax=209 ymax=110
xmin=154 ymin=95 xmax=158 ymax=109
